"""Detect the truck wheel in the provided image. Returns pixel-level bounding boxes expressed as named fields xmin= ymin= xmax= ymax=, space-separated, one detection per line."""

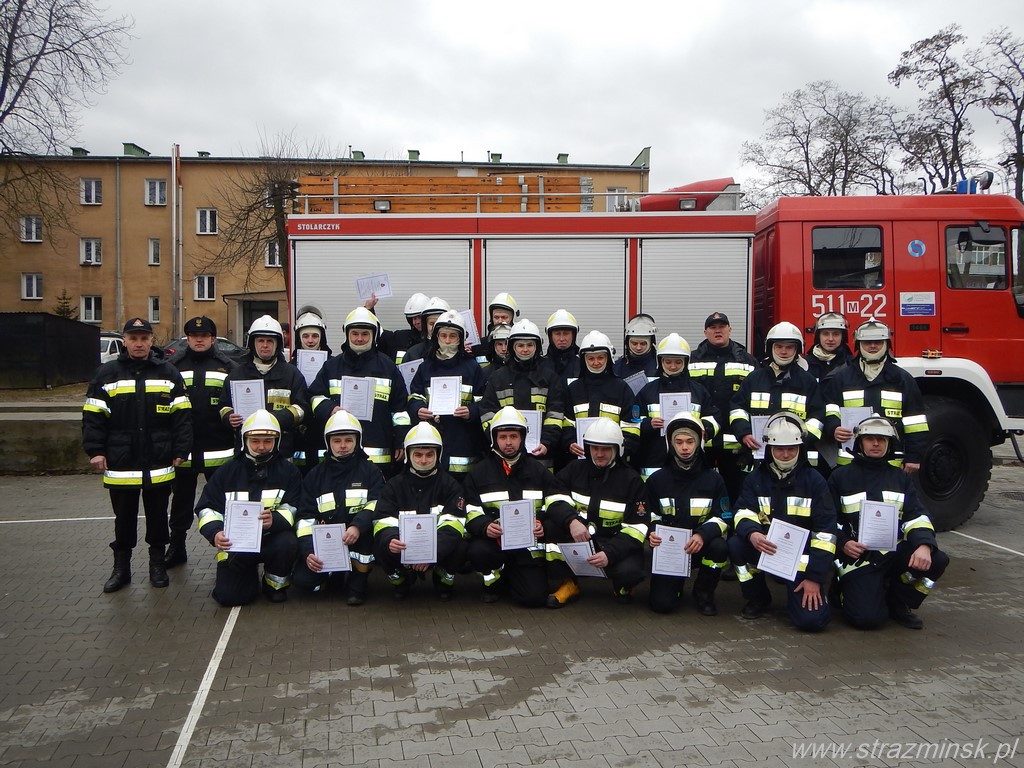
xmin=914 ymin=396 xmax=991 ymax=531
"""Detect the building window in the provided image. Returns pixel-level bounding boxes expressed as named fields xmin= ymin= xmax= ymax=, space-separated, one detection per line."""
xmin=148 ymin=238 xmax=161 ymax=266
xmin=20 ymin=216 xmax=42 ymax=242
xmin=145 ymin=179 xmax=167 ymax=206
xmin=149 ymin=296 xmax=161 ymax=323
xmin=811 ymin=226 xmax=884 ymax=289
xmin=606 ymin=187 xmax=628 ymax=212
xmin=265 ymin=240 xmax=281 ymax=267
xmin=81 ymin=178 xmax=103 ymax=205
xmin=195 ymin=274 xmax=216 ymax=301
xmin=197 ymin=208 xmax=218 ymax=234
xmin=21 ymin=273 xmax=43 ymax=300
xmin=81 ymin=295 xmax=102 ymax=323
xmin=80 ymin=238 xmax=103 ymax=265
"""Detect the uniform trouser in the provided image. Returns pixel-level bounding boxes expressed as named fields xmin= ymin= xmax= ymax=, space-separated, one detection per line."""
xmin=374 ymin=527 xmax=467 ymax=583
xmin=169 ymin=467 xmax=216 ymax=538
xmin=706 ymin=446 xmax=748 ymax=511
xmin=648 ymin=536 xmax=729 ymax=614
xmin=109 ymin=485 xmax=172 ymax=551
xmin=728 ymin=534 xmax=831 ymax=632
xmin=467 ymin=537 xmax=548 ymax=608
xmin=212 ymin=530 xmax=298 ymax=607
xmin=837 ymin=541 xmax=949 ymax=629
xmin=292 ymin=532 xmax=374 ymax=592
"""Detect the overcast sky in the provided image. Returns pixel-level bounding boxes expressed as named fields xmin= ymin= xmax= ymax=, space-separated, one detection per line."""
xmin=75 ymin=0 xmax=1024 ymax=194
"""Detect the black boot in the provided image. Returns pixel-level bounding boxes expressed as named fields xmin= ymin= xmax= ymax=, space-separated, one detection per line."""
xmin=164 ymin=534 xmax=188 ymax=568
xmin=103 ymin=549 xmax=132 ymax=593
xmin=888 ymin=598 xmax=923 ymax=629
xmin=739 ymin=573 xmax=771 ymax=619
xmin=346 ymin=568 xmax=370 ymax=606
xmin=692 ymin=567 xmax=722 ymax=616
xmin=149 ymin=546 xmax=169 ymax=588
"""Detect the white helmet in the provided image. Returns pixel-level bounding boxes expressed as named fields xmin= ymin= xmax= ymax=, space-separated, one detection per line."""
xmin=508 ymin=319 xmax=542 ymax=346
xmin=324 ymin=409 xmax=364 ymax=444
xmin=404 ymin=421 xmax=444 ymax=456
xmin=421 ymin=296 xmax=451 ymax=318
xmin=854 ymin=414 xmax=899 ymax=441
xmin=490 ymin=406 xmax=529 ymax=442
xmin=295 ymin=311 xmax=326 ymax=333
xmin=656 ymin=333 xmax=691 ymax=359
xmin=814 ymin=312 xmax=848 ymax=332
xmin=664 ymin=412 xmax=705 ymax=452
xmin=578 ymin=330 xmax=615 ymax=358
xmin=344 ymin=306 xmax=382 ymax=342
xmin=488 ymin=292 xmax=520 ymax=320
xmin=583 ymin=417 xmax=624 ymax=453
xmin=241 ymin=408 xmax=281 ymax=439
xmin=854 ymin=318 xmax=892 ymax=342
xmin=625 ymin=313 xmax=657 ymax=338
xmin=765 ymin=321 xmax=804 ymax=356
xmin=404 ymin=292 xmax=430 ymax=317
xmin=431 ymin=310 xmax=466 ymax=341
xmin=546 ymin=309 xmax=579 ymax=333
xmin=761 ymin=412 xmax=806 ymax=446
xmin=247 ymin=314 xmax=284 ymax=342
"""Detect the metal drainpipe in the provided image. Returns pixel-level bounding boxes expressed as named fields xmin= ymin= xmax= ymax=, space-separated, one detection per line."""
xmin=115 ymin=159 xmax=123 ymax=329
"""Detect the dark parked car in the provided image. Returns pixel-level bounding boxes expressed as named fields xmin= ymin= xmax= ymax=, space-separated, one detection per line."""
xmin=164 ymin=336 xmax=249 ymax=364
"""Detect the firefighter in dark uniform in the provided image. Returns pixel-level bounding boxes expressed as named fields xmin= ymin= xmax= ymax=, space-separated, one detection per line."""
xmin=196 ymin=409 xmax=301 ymax=605
xmin=728 ymin=412 xmax=838 ymax=631
xmin=166 ymin=315 xmax=236 ymax=569
xmin=634 ymin=333 xmax=720 ymax=481
xmin=688 ymin=312 xmax=759 ymax=504
xmin=372 ymin=423 xmax=468 ymax=601
xmin=480 ymin=318 xmax=565 ymax=464
xmin=308 ymin=307 xmax=411 ymax=480
xmin=482 ymin=322 xmax=512 ymax=382
xmin=293 ymin=410 xmax=386 ymax=606
xmin=220 ymin=314 xmax=309 ymax=464
xmin=646 ymin=413 xmax=730 ymax=615
xmin=290 ymin=308 xmax=333 ymax=360
xmin=547 ymin=418 xmax=649 ymax=607
xmin=612 ymin=313 xmax=659 ymax=381
xmin=84 ymin=317 xmax=192 ymax=592
xmin=472 ymin=292 xmax=520 ymax=371
xmin=541 ymin=309 xmax=581 ymax=385
xmin=828 ymin=415 xmax=948 ymax=629
xmin=392 ymin=293 xmax=429 ymax=364
xmin=402 ymin=296 xmax=450 ymax=364
xmin=288 ymin=309 xmax=332 ymax=473
xmin=803 ymin=312 xmax=853 ymax=381
xmin=824 ymin=319 xmax=929 ymax=471
xmin=464 ymin=407 xmax=574 ymax=606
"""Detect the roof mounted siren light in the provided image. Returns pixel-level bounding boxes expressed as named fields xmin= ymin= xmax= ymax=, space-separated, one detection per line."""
xmin=955 ymin=171 xmax=995 ymax=195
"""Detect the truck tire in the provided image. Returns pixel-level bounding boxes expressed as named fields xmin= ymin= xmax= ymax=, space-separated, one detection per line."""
xmin=914 ymin=396 xmax=990 ymax=531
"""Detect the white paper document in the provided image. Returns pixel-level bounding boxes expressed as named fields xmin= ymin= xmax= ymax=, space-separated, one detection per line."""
xmin=558 ymin=541 xmax=606 ymax=578
xmin=659 ymin=393 xmax=692 ymax=435
xmin=230 ymin=379 xmax=266 ymax=421
xmin=398 ymin=360 xmax=421 ymax=391
xmin=224 ymin=500 xmax=263 ymax=554
xmin=459 ymin=310 xmax=481 ymax=347
xmin=428 ymin=376 xmax=462 ymax=416
xmin=399 ymin=512 xmax=438 ymax=565
xmin=757 ymin=519 xmax=810 ymax=582
xmin=312 ymin=524 xmax=352 ymax=572
xmin=498 ymin=500 xmax=536 ymax=551
xmin=857 ymin=500 xmax=899 ymax=551
xmin=522 ymin=410 xmax=541 ymax=453
xmin=624 ymin=371 xmax=648 ymax=396
xmin=651 ymin=524 xmax=692 ymax=577
xmin=296 ymin=350 xmax=328 ymax=386
xmin=340 ymin=376 xmax=374 ymax=421
xmin=840 ymin=407 xmax=873 ymax=451
xmin=575 ymin=417 xmax=600 ymax=445
xmin=356 ymin=272 xmax=392 ymax=300
xmin=751 ymin=415 xmax=771 ymax=460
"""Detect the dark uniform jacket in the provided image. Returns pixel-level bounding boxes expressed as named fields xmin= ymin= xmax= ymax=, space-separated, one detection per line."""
xmin=480 ymin=356 xmax=566 ymax=453
xmin=731 ymin=364 xmax=825 ymax=443
xmin=803 ymin=345 xmax=854 ymax=382
xmin=371 ymin=468 xmax=467 ymax=543
xmin=688 ymin=339 xmax=758 ymax=451
xmin=634 ymin=374 xmax=719 ymax=475
xmin=542 ymin=345 xmax=581 ymax=384
xmin=562 ymin=369 xmax=640 ymax=458
xmin=612 ymin=349 xmax=658 ymax=381
xmin=645 ymin=455 xmax=730 ymax=539
xmin=171 ymin=347 xmax=236 ymax=470
xmin=221 ymin=354 xmax=309 ymax=460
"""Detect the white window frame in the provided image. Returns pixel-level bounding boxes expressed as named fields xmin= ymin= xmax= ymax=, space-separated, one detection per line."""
xmin=21 ymin=272 xmax=43 ymax=300
xmin=80 ymin=178 xmax=102 ymax=205
xmin=197 ymin=208 xmax=218 ymax=235
xmin=148 ymin=296 xmax=161 ymax=324
xmin=265 ymin=239 xmax=281 ymax=267
xmin=145 ymin=178 xmax=167 ymax=206
xmin=80 ymin=238 xmax=102 ymax=265
xmin=20 ymin=216 xmax=42 ymax=242
xmin=194 ymin=274 xmax=216 ymax=301
xmin=606 ymin=187 xmax=628 ymax=213
xmin=148 ymin=238 xmax=161 ymax=266
xmin=81 ymin=295 xmax=102 ymax=323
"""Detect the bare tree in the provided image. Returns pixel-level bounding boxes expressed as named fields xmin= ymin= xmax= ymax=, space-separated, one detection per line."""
xmin=971 ymin=28 xmax=1024 ymax=201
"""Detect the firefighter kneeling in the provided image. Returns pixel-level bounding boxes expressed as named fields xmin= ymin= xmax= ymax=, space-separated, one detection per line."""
xmin=196 ymin=410 xmax=300 ymax=606
xmin=828 ymin=416 xmax=949 ymax=630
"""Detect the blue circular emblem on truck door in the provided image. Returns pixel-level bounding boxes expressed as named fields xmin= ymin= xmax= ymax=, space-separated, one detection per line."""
xmin=908 ymin=240 xmax=926 ymax=258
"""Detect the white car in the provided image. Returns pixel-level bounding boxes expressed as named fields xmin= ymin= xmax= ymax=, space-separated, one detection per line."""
xmin=99 ymin=333 xmax=125 ymax=364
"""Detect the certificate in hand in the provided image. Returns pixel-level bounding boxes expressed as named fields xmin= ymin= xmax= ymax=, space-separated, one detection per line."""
xmin=659 ymin=393 xmax=692 ymax=435
xmin=230 ymin=379 xmax=266 ymax=421
xmin=751 ymin=415 xmax=771 ymax=460
xmin=356 ymin=272 xmax=392 ymax=299
xmin=340 ymin=376 xmax=374 ymax=421
xmin=522 ymin=410 xmax=541 ymax=453
xmin=857 ymin=500 xmax=899 ymax=551
xmin=558 ymin=542 xmax=606 ymax=578
xmin=399 ymin=513 xmax=438 ymax=565
xmin=651 ymin=524 xmax=692 ymax=577
xmin=840 ymin=407 xmax=873 ymax=450
xmin=498 ymin=500 xmax=536 ymax=551
xmin=458 ymin=310 xmax=481 ymax=347
xmin=428 ymin=376 xmax=462 ymax=416
xmin=398 ymin=360 xmax=421 ymax=391
xmin=624 ymin=371 xmax=648 ymax=396
xmin=575 ymin=417 xmax=600 ymax=459
xmin=757 ymin=519 xmax=810 ymax=582
xmin=297 ymin=350 xmax=328 ymax=386
xmin=312 ymin=524 xmax=352 ymax=572
xmin=224 ymin=500 xmax=263 ymax=554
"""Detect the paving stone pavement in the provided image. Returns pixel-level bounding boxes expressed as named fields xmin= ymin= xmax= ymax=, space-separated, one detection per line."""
xmin=0 ymin=465 xmax=1022 ymax=768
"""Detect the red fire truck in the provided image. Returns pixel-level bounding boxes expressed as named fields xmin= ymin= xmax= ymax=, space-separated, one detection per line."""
xmin=286 ymin=179 xmax=1024 ymax=531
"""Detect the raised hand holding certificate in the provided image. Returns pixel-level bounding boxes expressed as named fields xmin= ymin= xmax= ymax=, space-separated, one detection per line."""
xmin=224 ymin=500 xmax=263 ymax=553
xmin=558 ymin=541 xmax=606 ymax=578
xmin=312 ymin=524 xmax=351 ymax=572
xmin=341 ymin=376 xmax=374 ymax=421
xmin=428 ymin=376 xmax=462 ymax=416
xmin=757 ymin=519 xmax=810 ymax=582
xmin=297 ymin=350 xmax=328 ymax=386
xmin=356 ymin=272 xmax=392 ymax=299
xmin=659 ymin=393 xmax=692 ymax=435
xmin=498 ymin=500 xmax=535 ymax=551
xmin=230 ymin=379 xmax=265 ymax=421
xmin=399 ymin=513 xmax=438 ymax=565
xmin=858 ymin=500 xmax=899 ymax=551
xmin=651 ymin=524 xmax=692 ymax=577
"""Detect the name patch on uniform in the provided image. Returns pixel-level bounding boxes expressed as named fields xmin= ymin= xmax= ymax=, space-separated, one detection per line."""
xmin=156 ymin=405 xmax=170 ymax=414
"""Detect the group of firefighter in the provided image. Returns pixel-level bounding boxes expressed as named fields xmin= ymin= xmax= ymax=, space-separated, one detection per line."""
xmin=82 ymin=290 xmax=948 ymax=632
